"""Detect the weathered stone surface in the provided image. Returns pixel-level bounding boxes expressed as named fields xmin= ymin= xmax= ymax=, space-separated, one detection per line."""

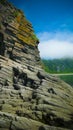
xmin=0 ymin=0 xmax=40 ymax=67
xmin=0 ymin=0 xmax=73 ymax=130
xmin=0 ymin=55 xmax=73 ymax=130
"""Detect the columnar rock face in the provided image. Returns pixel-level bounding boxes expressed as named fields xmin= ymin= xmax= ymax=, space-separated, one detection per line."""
xmin=0 ymin=0 xmax=73 ymax=130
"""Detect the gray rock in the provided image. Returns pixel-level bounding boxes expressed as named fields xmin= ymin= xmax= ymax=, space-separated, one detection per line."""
xmin=0 ymin=1 xmax=73 ymax=130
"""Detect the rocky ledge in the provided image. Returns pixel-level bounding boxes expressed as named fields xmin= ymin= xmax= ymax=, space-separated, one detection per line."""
xmin=0 ymin=0 xmax=73 ymax=130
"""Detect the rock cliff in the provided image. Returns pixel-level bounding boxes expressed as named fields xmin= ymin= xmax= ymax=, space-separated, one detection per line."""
xmin=0 ymin=0 xmax=73 ymax=130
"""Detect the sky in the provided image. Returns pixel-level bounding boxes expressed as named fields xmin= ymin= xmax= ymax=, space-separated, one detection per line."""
xmin=9 ymin=0 xmax=73 ymax=59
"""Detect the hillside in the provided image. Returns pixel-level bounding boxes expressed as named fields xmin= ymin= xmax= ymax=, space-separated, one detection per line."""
xmin=42 ymin=59 xmax=73 ymax=86
xmin=42 ymin=58 xmax=73 ymax=73
xmin=0 ymin=0 xmax=73 ymax=130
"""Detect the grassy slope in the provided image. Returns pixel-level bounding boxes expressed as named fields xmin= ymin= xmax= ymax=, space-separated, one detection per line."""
xmin=42 ymin=58 xmax=73 ymax=73
xmin=59 ymin=75 xmax=73 ymax=87
xmin=42 ymin=58 xmax=73 ymax=87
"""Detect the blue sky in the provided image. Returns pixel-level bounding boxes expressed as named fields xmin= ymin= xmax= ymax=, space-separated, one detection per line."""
xmin=9 ymin=0 xmax=73 ymax=59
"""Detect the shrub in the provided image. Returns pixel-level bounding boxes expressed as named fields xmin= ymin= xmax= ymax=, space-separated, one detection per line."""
xmin=14 ymin=10 xmax=19 ymax=17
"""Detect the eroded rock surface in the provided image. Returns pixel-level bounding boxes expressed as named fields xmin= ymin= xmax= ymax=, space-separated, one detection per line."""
xmin=0 ymin=0 xmax=73 ymax=130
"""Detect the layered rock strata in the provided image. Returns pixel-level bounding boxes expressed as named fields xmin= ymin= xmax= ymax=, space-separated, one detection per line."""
xmin=0 ymin=0 xmax=40 ymax=67
xmin=0 ymin=0 xmax=73 ymax=130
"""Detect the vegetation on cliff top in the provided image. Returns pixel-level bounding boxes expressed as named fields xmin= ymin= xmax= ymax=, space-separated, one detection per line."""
xmin=0 ymin=0 xmax=39 ymax=47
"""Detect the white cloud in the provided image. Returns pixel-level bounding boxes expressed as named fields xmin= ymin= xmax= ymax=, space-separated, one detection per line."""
xmin=37 ymin=31 xmax=73 ymax=59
